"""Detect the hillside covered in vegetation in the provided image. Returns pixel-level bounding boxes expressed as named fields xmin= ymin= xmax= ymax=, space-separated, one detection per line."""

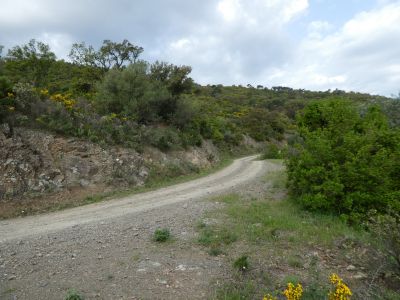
xmin=1 ymin=39 xmax=398 ymax=152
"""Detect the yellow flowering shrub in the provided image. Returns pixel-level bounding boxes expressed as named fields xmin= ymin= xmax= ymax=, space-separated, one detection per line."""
xmin=39 ymin=89 xmax=49 ymax=97
xmin=283 ymin=283 xmax=303 ymax=300
xmin=262 ymin=274 xmax=351 ymax=300
xmin=329 ymin=273 xmax=352 ymax=300
xmin=50 ymin=93 xmax=76 ymax=110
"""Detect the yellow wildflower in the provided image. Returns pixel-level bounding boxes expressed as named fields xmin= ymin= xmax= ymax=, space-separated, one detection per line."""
xmin=7 ymin=92 xmax=14 ymax=98
xmin=328 ymin=273 xmax=352 ymax=300
xmin=50 ymin=93 xmax=75 ymax=110
xmin=40 ymin=89 xmax=49 ymax=96
xmin=283 ymin=283 xmax=303 ymax=300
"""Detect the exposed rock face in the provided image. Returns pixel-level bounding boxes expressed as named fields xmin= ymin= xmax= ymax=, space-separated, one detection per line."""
xmin=0 ymin=126 xmax=220 ymax=200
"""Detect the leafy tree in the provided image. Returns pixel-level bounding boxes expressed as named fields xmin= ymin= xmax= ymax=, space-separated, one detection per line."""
xmin=96 ymin=62 xmax=173 ymax=124
xmin=150 ymin=61 xmax=193 ymax=96
xmin=4 ymin=39 xmax=56 ymax=87
xmin=287 ymin=100 xmax=400 ymax=221
xmin=69 ymin=39 xmax=143 ymax=71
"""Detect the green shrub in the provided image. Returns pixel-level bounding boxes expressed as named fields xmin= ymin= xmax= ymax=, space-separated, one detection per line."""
xmin=65 ymin=289 xmax=84 ymax=300
xmin=143 ymin=127 xmax=181 ymax=151
xmin=153 ymin=228 xmax=171 ymax=242
xmin=262 ymin=143 xmax=283 ymax=159
xmin=233 ymin=255 xmax=249 ymax=271
xmin=287 ymin=100 xmax=400 ymax=220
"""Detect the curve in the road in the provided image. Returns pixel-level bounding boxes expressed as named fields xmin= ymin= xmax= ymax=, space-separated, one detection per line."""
xmin=0 ymin=155 xmax=267 ymax=243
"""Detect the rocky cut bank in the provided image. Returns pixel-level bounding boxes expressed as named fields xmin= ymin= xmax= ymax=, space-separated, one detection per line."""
xmin=0 ymin=125 xmax=221 ymax=201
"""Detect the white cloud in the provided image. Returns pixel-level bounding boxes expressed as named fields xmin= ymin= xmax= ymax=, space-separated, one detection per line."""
xmin=217 ymin=0 xmax=241 ymax=22
xmin=163 ymin=0 xmax=307 ymax=84
xmin=215 ymin=0 xmax=309 ymax=26
xmin=39 ymin=33 xmax=74 ymax=60
xmin=0 ymin=0 xmax=49 ymax=25
xmin=281 ymin=0 xmax=309 ymax=22
xmin=307 ymin=21 xmax=334 ymax=38
xmin=265 ymin=2 xmax=400 ymax=95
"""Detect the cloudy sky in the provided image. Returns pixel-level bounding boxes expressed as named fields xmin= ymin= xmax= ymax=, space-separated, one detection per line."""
xmin=1 ymin=0 xmax=400 ymax=96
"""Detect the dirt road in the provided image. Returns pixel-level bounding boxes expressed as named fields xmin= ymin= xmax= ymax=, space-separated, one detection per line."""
xmin=0 ymin=155 xmax=265 ymax=243
xmin=0 ymin=155 xmax=273 ymax=299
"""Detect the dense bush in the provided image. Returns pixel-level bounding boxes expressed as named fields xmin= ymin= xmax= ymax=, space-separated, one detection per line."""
xmin=262 ymin=143 xmax=284 ymax=159
xmin=287 ymin=100 xmax=400 ymax=220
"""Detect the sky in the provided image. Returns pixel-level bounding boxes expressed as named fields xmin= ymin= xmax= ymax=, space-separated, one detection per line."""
xmin=1 ymin=0 xmax=399 ymax=96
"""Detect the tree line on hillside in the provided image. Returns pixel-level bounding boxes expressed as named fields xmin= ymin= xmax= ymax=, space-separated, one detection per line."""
xmin=0 ymin=39 xmax=399 ymax=151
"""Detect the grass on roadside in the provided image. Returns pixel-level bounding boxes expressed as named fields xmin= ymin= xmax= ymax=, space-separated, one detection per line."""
xmin=198 ymin=193 xmax=362 ymax=252
xmin=196 ymin=161 xmax=397 ymax=299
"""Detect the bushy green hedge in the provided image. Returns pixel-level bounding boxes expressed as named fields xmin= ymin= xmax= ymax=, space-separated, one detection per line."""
xmin=287 ymin=100 xmax=400 ymax=222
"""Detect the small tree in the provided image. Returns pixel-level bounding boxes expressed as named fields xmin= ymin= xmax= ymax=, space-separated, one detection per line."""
xmin=69 ymin=39 xmax=143 ymax=71
xmin=5 ymin=39 xmax=56 ymax=87
xmin=150 ymin=61 xmax=193 ymax=96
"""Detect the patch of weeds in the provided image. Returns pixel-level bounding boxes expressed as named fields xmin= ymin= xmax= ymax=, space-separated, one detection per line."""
xmin=302 ymin=282 xmax=329 ymax=300
xmin=270 ymin=227 xmax=281 ymax=239
xmin=198 ymin=226 xmax=237 ymax=248
xmin=2 ymin=288 xmax=16 ymax=295
xmin=288 ymin=256 xmax=303 ymax=269
xmin=131 ymin=253 xmax=141 ymax=262
xmin=282 ymin=275 xmax=301 ymax=286
xmin=214 ymin=281 xmax=256 ymax=300
xmin=219 ymin=228 xmax=238 ymax=244
xmin=217 ymin=194 xmax=240 ymax=204
xmin=65 ymin=289 xmax=84 ymax=300
xmin=83 ymin=194 xmax=104 ymax=204
xmin=197 ymin=220 xmax=207 ymax=229
xmin=117 ymin=260 xmax=126 ymax=266
xmin=208 ymin=247 xmax=224 ymax=256
xmin=106 ymin=274 xmax=114 ymax=280
xmin=233 ymin=255 xmax=249 ymax=272
xmin=302 ymin=256 xmax=329 ymax=300
xmin=377 ymin=289 xmax=400 ymax=300
xmin=153 ymin=228 xmax=171 ymax=242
